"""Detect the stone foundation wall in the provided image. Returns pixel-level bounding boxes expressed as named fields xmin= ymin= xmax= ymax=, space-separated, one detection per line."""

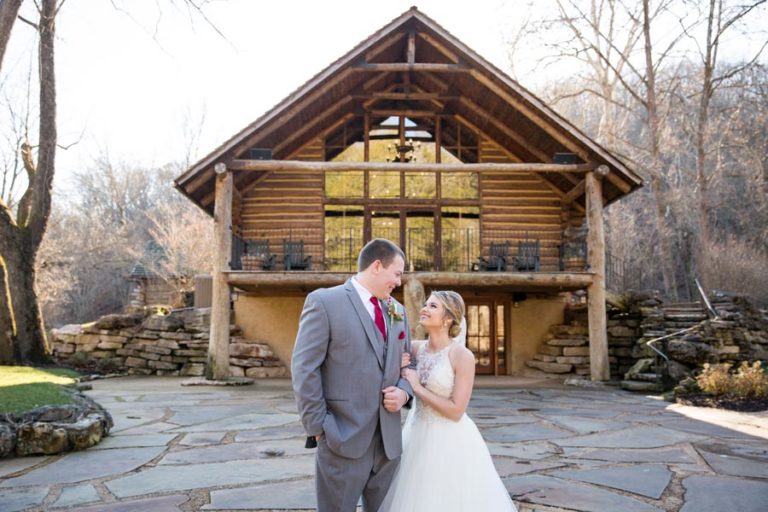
xmin=562 ymin=304 xmax=641 ymax=379
xmin=50 ymin=308 xmax=288 ymax=378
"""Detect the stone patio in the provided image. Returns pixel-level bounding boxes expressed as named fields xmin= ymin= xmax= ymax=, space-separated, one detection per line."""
xmin=1 ymin=376 xmax=766 ymax=511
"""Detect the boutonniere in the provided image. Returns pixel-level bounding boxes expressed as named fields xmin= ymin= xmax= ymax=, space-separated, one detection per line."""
xmin=386 ymin=299 xmax=404 ymax=322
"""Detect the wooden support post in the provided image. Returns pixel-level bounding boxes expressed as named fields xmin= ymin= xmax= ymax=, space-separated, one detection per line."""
xmin=586 ymin=166 xmax=609 ymax=381
xmin=403 ymin=277 xmax=425 ymax=341
xmin=208 ymin=163 xmax=233 ymax=380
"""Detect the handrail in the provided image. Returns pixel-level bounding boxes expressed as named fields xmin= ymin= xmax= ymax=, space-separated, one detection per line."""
xmin=694 ymin=278 xmax=718 ymax=319
xmin=644 ymin=320 xmax=710 ymax=362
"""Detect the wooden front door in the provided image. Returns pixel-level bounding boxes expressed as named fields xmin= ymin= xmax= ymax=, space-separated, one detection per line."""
xmin=465 ymin=301 xmax=507 ymax=375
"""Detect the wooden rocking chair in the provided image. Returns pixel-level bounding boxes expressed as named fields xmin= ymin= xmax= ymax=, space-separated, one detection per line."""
xmin=283 ymin=240 xmax=312 ymax=270
xmin=244 ymin=239 xmax=277 ymax=270
xmin=513 ymin=239 xmax=540 ymax=272
xmin=476 ymin=241 xmax=510 ymax=271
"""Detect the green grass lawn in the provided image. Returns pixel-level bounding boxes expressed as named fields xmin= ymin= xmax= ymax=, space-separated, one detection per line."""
xmin=0 ymin=366 xmax=81 ymax=414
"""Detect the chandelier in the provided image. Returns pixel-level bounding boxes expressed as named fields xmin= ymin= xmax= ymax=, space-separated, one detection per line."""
xmin=386 ymin=139 xmax=421 ymax=163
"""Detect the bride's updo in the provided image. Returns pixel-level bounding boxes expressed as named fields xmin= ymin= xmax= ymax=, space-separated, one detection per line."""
xmin=431 ymin=291 xmax=465 ymax=338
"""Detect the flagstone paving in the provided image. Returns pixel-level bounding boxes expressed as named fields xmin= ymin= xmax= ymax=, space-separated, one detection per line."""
xmin=0 ymin=376 xmax=766 ymax=511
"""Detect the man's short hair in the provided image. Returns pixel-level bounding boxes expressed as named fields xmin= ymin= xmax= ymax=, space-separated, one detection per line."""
xmin=358 ymin=239 xmax=405 ymax=272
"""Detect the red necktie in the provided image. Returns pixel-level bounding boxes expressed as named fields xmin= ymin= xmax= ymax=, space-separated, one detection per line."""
xmin=370 ymin=296 xmax=387 ymax=341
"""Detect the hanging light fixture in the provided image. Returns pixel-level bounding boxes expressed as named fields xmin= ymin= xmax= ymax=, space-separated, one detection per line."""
xmin=385 ymin=139 xmax=421 ymax=162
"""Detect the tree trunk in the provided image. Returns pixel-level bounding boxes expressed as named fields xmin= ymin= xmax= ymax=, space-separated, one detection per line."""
xmin=4 ymin=238 xmax=49 ymax=362
xmin=0 ymin=0 xmax=57 ymax=364
xmin=642 ymin=0 xmax=678 ymax=300
xmin=0 ymin=256 xmax=16 ymax=364
xmin=0 ymin=0 xmax=23 ymax=71
xmin=690 ymin=2 xmax=717 ymax=282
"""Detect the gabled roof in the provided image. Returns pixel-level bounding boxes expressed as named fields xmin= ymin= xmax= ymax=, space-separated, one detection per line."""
xmin=175 ymin=7 xmax=642 ymax=214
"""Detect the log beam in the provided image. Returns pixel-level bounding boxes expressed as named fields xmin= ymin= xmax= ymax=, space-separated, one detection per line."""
xmin=228 ymin=159 xmax=595 ymax=174
xmin=586 ymin=169 xmax=609 ymax=381
xmin=208 ymin=164 xmax=233 ymax=380
xmin=353 ymin=63 xmax=470 ymax=73
xmin=226 ymin=271 xmax=594 ymax=293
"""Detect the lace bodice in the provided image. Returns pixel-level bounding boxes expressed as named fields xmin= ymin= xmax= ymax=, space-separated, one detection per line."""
xmin=412 ymin=342 xmax=456 ymax=422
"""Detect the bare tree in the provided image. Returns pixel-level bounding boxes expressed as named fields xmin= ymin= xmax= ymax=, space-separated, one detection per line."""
xmin=682 ymin=0 xmax=767 ymax=267
xmin=510 ymin=0 xmax=692 ymax=298
xmin=0 ymin=0 xmax=58 ymax=364
xmin=145 ymin=200 xmax=213 ymax=288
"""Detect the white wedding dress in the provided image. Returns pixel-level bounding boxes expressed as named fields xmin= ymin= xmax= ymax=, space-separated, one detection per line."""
xmin=378 ymin=342 xmax=517 ymax=512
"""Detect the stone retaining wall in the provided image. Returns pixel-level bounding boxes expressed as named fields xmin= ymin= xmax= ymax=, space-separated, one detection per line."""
xmin=50 ymin=308 xmax=288 ymax=378
xmin=624 ymin=291 xmax=768 ymax=384
xmin=530 ymin=291 xmax=767 ymax=384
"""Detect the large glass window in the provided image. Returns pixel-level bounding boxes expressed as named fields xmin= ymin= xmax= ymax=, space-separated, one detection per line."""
xmin=369 ymin=171 xmax=400 ymax=198
xmin=325 ymin=171 xmax=363 ymax=198
xmin=405 ymin=172 xmax=436 ymax=198
xmin=441 ymin=172 xmax=479 ymax=199
xmin=324 ymin=206 xmax=363 ymax=271
xmin=371 ymin=211 xmax=400 ymax=242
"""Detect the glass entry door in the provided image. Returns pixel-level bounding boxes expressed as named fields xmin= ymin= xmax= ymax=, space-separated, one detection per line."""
xmin=465 ymin=301 xmax=507 ymax=375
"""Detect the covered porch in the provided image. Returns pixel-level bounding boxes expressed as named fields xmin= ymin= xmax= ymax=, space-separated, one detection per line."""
xmin=208 ymin=159 xmax=611 ymax=381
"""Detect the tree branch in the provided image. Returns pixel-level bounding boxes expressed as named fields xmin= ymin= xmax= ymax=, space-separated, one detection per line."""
xmin=15 ymin=141 xmax=35 ymax=227
xmin=25 ymin=0 xmax=57 ymax=248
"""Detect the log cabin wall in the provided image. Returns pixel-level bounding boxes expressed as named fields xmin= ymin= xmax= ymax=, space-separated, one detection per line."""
xmin=479 ymin=139 xmax=568 ymax=271
xmin=238 ymin=139 xmax=325 ymax=267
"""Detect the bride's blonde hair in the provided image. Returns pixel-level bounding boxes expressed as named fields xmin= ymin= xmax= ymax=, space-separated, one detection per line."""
xmin=431 ymin=291 xmax=465 ymax=338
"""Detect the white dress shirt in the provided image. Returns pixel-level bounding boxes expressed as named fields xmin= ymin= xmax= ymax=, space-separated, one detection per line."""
xmin=351 ymin=276 xmax=387 ymax=336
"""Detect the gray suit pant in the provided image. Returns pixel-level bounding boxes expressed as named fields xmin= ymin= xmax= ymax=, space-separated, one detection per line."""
xmin=315 ymin=426 xmax=399 ymax=512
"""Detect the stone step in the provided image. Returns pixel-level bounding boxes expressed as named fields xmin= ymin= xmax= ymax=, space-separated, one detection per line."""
xmin=663 ymin=313 xmax=708 ymax=322
xmin=538 ymin=345 xmax=563 ymax=357
xmin=533 ymin=354 xmax=557 ymax=363
xmin=663 ymin=302 xmax=702 ymax=309
xmin=546 ymin=338 xmax=589 ymax=347
xmin=526 ymin=360 xmax=574 ymax=374
xmin=634 ymin=372 xmax=659 ymax=382
xmin=620 ymin=380 xmax=663 ymax=392
xmin=662 ymin=305 xmax=705 ymax=311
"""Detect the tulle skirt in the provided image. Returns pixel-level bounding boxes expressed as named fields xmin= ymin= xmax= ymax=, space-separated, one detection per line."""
xmin=378 ymin=408 xmax=517 ymax=512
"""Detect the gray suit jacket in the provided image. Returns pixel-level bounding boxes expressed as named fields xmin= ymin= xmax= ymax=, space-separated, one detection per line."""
xmin=292 ymin=279 xmax=412 ymax=460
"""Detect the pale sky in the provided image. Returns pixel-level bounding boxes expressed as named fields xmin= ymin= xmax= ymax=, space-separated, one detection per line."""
xmin=3 ymin=0 xmax=515 ymax=191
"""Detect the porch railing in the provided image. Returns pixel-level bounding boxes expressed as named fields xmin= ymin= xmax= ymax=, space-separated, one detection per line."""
xmin=232 ymin=228 xmax=595 ymax=274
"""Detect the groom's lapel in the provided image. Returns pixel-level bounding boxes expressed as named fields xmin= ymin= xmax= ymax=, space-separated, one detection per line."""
xmin=344 ymin=280 xmax=384 ymax=369
xmin=382 ymin=301 xmax=397 ymax=369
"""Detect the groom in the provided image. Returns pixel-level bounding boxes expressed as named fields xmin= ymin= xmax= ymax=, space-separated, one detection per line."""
xmin=292 ymin=238 xmax=412 ymax=512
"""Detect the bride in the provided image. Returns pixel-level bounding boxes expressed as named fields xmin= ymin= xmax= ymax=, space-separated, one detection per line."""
xmin=378 ymin=290 xmax=517 ymax=512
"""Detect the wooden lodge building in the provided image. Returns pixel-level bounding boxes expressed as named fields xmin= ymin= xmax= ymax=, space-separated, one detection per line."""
xmin=174 ymin=8 xmax=642 ymax=381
